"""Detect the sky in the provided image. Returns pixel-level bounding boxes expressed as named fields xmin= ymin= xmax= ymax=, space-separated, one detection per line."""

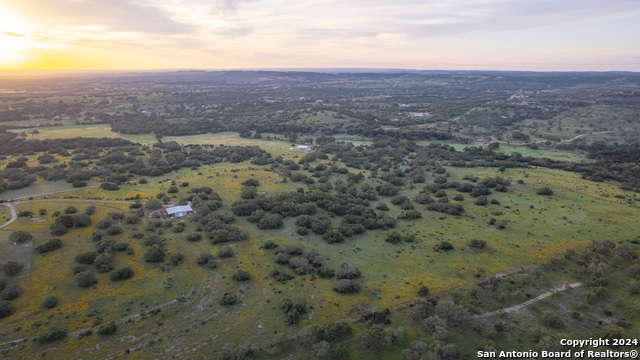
xmin=1 ymin=0 xmax=639 ymax=71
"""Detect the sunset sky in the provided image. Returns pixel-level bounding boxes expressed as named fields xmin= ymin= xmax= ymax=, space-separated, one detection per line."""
xmin=1 ymin=0 xmax=639 ymax=71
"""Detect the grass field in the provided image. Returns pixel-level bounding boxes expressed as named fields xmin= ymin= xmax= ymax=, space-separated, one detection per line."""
xmin=1 ymin=129 xmax=638 ymax=358
xmin=8 ymin=125 xmax=158 ymax=145
xmin=162 ymin=132 xmax=302 ymax=157
xmin=3 ymin=156 xmax=639 ymax=359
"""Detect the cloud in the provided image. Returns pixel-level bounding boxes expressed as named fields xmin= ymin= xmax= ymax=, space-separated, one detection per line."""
xmin=19 ymin=0 xmax=195 ymax=34
xmin=4 ymin=32 xmax=26 ymax=37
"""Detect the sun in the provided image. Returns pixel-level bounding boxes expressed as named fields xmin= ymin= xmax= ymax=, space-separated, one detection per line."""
xmin=0 ymin=5 xmax=34 ymax=67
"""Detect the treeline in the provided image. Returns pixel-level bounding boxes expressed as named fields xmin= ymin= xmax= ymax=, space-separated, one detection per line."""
xmin=0 ymin=135 xmax=136 ymax=155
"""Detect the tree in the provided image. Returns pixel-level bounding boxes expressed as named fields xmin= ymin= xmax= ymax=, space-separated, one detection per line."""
xmin=358 ymin=325 xmax=390 ymax=353
xmin=0 ymin=301 xmax=12 ymax=319
xmin=241 ymin=178 xmax=260 ymax=187
xmin=35 ymin=238 xmax=63 ymax=254
xmin=257 ymin=213 xmax=284 ymax=229
xmin=385 ymin=231 xmax=402 ymax=244
xmin=145 ymin=199 xmax=163 ymax=211
xmin=1 ymin=283 xmax=22 ymax=300
xmin=9 ymin=231 xmax=33 ymax=244
xmin=334 ymin=279 xmax=360 ymax=294
xmin=144 ymin=247 xmax=166 ymax=263
xmin=435 ymin=301 xmax=467 ymax=326
xmin=75 ymin=272 xmax=97 ymax=288
xmin=2 ymin=261 xmax=24 ymax=277
xmin=64 ymin=206 xmax=78 ymax=214
xmin=75 ymin=251 xmax=97 ymax=265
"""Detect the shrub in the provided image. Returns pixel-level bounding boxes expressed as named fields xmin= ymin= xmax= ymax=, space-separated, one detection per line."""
xmin=9 ymin=231 xmax=33 ymax=244
xmin=72 ymin=180 xmax=87 ymax=187
xmin=35 ymin=239 xmax=63 ymax=254
xmin=537 ymin=187 xmax=554 ymax=196
xmin=271 ymin=268 xmax=295 ymax=282
xmin=541 ymin=310 xmax=563 ymax=329
xmin=100 ymin=182 xmax=120 ymax=191
xmin=398 ymin=210 xmax=422 ymax=220
xmin=169 ymin=253 xmax=184 ymax=266
xmin=240 ymin=187 xmax=257 ymax=199
xmin=218 ymin=247 xmax=234 ymax=258
xmin=125 ymin=215 xmax=140 ymax=224
xmin=98 ymin=322 xmax=117 ymax=336
xmin=339 ymin=263 xmax=361 ymax=279
xmin=2 ymin=261 xmax=24 ymax=277
xmin=94 ymin=254 xmax=115 ymax=273
xmin=106 ymin=225 xmax=123 ymax=236
xmin=17 ymin=210 xmax=34 ymax=218
xmin=145 ymin=199 xmax=163 ymax=211
xmin=334 ymin=279 xmax=360 ymax=294
xmin=43 ymin=296 xmax=59 ymax=309
xmin=385 ymin=232 xmax=402 ymax=244
xmin=232 ymin=270 xmax=251 ymax=281
xmin=96 ymin=218 xmax=114 ymax=229
xmin=108 ymin=212 xmax=125 ymax=220
xmin=84 ymin=206 xmax=96 ymax=215
xmin=468 ymin=239 xmax=487 ymax=250
xmin=72 ymin=213 xmax=92 ymax=228
xmin=72 ymin=265 xmax=86 ymax=275
xmin=241 ymin=178 xmax=260 ymax=186
xmin=435 ymin=241 xmax=454 ymax=251
xmin=317 ymin=267 xmax=335 ymax=279
xmin=1 ymin=284 xmax=23 ymax=300
xmin=313 ymin=321 xmax=352 ymax=342
xmin=75 ymin=272 xmax=97 ymax=288
xmin=186 ymin=233 xmax=202 ymax=242
xmin=417 ymin=285 xmax=430 ymax=297
xmin=322 ymin=229 xmax=345 ymax=244
xmin=144 ymin=247 xmax=165 ymax=263
xmin=219 ymin=292 xmax=238 ymax=306
xmin=64 ymin=206 xmax=78 ymax=214
xmin=0 ymin=301 xmax=13 ymax=319
xmin=75 ymin=251 xmax=97 ymax=265
xmin=167 ymin=186 xmax=179 ymax=194
xmin=257 ymin=214 xmax=284 ymax=230
xmin=261 ymin=240 xmax=278 ymax=250
xmin=376 ymin=202 xmax=389 ymax=211
xmin=474 ymin=196 xmax=488 ymax=206
xmin=144 ymin=235 xmax=163 ymax=247
xmin=36 ymin=325 xmax=68 ymax=344
xmin=197 ymin=253 xmax=217 ymax=269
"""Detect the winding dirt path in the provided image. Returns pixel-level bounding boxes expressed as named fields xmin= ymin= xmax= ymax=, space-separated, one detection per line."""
xmin=0 ymin=203 xmax=17 ymax=229
xmin=471 ymin=282 xmax=582 ymax=319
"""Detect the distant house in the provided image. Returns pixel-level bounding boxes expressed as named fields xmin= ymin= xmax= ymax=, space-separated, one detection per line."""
xmin=297 ymin=145 xmax=311 ymax=151
xmin=166 ymin=204 xmax=193 ymax=218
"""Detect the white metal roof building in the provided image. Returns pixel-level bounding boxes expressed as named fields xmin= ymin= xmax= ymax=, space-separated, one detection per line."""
xmin=166 ymin=205 xmax=193 ymax=217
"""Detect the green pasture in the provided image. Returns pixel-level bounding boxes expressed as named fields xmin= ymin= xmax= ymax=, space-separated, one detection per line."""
xmin=7 ymin=125 xmax=157 ymax=144
xmin=1 ymin=152 xmax=640 ymax=358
